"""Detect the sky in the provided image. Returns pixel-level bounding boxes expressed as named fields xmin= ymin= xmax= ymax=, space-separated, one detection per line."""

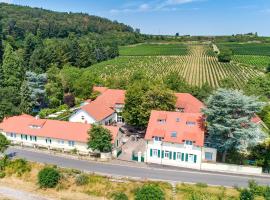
xmin=1 ymin=0 xmax=270 ymax=36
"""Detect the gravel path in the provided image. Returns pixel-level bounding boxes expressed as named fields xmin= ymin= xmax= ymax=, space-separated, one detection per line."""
xmin=0 ymin=187 xmax=51 ymax=200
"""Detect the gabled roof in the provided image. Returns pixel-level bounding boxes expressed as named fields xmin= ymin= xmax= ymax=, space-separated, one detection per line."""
xmin=145 ymin=110 xmax=205 ymax=147
xmin=0 ymin=115 xmax=119 ymax=143
xmin=81 ymin=88 xmax=126 ymax=121
xmin=175 ymin=93 xmax=205 ymax=113
xmin=93 ymin=86 xmax=108 ymax=94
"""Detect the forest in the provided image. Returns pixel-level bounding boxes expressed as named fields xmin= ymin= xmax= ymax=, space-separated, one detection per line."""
xmin=0 ymin=3 xmax=145 ymax=120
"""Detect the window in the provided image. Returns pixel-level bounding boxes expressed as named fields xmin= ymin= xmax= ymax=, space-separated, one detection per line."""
xmin=154 ymin=136 xmax=162 ymax=141
xmin=171 ymin=131 xmax=177 ymax=138
xmin=176 ymin=118 xmax=180 ymax=122
xmin=30 ymin=136 xmax=37 ymax=142
xmin=205 ymin=152 xmax=213 ymax=161
xmin=46 ymin=138 xmax=52 ymax=144
xmin=117 ymin=115 xmax=123 ymax=123
xmin=9 ymin=133 xmax=16 ymax=138
xmin=81 ymin=115 xmax=85 ymax=120
xmin=58 ymin=140 xmax=64 ymax=145
xmin=157 ymin=119 xmax=166 ymax=124
xmin=186 ymin=121 xmax=196 ymax=126
xmin=164 ymin=151 xmax=170 ymax=158
xmin=177 ymin=152 xmax=182 ymax=160
xmin=185 ymin=140 xmax=193 ymax=145
xmin=153 ymin=149 xmax=158 ymax=157
xmin=68 ymin=141 xmax=75 ymax=147
xmin=176 ymin=107 xmax=184 ymax=112
xmin=21 ymin=134 xmax=28 ymax=140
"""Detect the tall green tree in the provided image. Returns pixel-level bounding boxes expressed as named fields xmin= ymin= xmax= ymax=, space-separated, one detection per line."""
xmin=2 ymin=43 xmax=24 ymax=89
xmin=87 ymin=125 xmax=112 ymax=153
xmin=19 ymin=81 xmax=33 ymax=114
xmin=23 ymin=33 xmax=38 ymax=67
xmin=0 ymin=16 xmax=3 ymax=65
xmin=0 ymin=133 xmax=10 ymax=154
xmin=123 ymin=83 xmax=176 ymax=128
xmin=203 ymin=89 xmax=266 ymax=162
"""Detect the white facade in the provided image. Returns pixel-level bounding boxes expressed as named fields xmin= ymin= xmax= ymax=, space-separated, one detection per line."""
xmin=145 ymin=139 xmax=217 ymax=170
xmin=69 ymin=104 xmax=124 ymax=125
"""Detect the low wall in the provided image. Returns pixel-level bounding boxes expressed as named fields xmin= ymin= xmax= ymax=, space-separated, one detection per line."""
xmin=201 ymin=162 xmax=262 ymax=175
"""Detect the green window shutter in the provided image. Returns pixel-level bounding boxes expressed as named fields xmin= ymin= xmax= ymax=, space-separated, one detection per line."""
xmin=162 ymin=150 xmax=164 ymax=158
xmin=185 ymin=154 xmax=188 ymax=162
xmin=158 ymin=150 xmax=160 ymax=158
xmin=173 ymin=152 xmax=176 ymax=160
xmin=169 ymin=152 xmax=172 ymax=159
xmin=181 ymin=153 xmax=185 ymax=161
xmin=194 ymin=155 xmax=197 ymax=163
xmin=150 ymin=149 xmax=153 ymax=157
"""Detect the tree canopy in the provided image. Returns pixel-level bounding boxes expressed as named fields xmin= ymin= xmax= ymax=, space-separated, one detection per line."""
xmin=87 ymin=125 xmax=112 ymax=153
xmin=0 ymin=133 xmax=10 ymax=153
xmin=203 ymin=89 xmax=266 ymax=162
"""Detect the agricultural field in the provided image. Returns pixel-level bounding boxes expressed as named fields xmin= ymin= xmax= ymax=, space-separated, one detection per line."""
xmin=90 ymin=44 xmax=260 ymax=88
xmin=217 ymin=43 xmax=270 ymax=56
xmin=119 ymin=43 xmax=188 ymax=56
xmin=232 ymin=55 xmax=270 ymax=71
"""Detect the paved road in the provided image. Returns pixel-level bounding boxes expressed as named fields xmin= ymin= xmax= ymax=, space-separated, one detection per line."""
xmin=6 ymin=147 xmax=270 ymax=187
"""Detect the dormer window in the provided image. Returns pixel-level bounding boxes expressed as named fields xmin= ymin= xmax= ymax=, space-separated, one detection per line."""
xmin=176 ymin=107 xmax=184 ymax=112
xmin=157 ymin=119 xmax=166 ymax=124
xmin=171 ymin=131 xmax=177 ymax=138
xmin=186 ymin=121 xmax=196 ymax=126
xmin=185 ymin=140 xmax=193 ymax=145
xmin=176 ymin=118 xmax=180 ymax=122
xmin=154 ymin=136 xmax=162 ymax=141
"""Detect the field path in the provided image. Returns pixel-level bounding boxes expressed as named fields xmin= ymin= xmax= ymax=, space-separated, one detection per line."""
xmin=0 ymin=187 xmax=51 ymax=200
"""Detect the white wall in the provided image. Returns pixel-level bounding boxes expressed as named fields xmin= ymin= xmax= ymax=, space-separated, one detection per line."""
xmin=145 ymin=140 xmax=203 ymax=169
xmin=3 ymin=131 xmax=89 ymax=154
xmin=69 ymin=110 xmax=96 ymax=124
xmin=201 ymin=162 xmax=262 ymax=175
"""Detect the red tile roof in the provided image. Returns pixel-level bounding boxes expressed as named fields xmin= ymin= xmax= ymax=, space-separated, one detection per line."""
xmin=175 ymin=93 xmax=205 ymax=113
xmin=93 ymin=86 xmax=108 ymax=94
xmin=145 ymin=110 xmax=205 ymax=147
xmin=0 ymin=115 xmax=119 ymax=143
xmin=82 ymin=88 xmax=126 ymax=121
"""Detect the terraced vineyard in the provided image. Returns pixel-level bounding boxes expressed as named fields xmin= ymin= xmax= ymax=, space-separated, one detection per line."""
xmin=90 ymin=44 xmax=260 ymax=88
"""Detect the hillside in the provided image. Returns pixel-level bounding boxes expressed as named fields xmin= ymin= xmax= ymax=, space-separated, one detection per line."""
xmin=0 ymin=3 xmax=135 ymax=39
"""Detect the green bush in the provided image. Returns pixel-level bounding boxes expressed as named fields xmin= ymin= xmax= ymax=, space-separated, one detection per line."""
xmin=75 ymin=174 xmax=89 ymax=186
xmin=248 ymin=180 xmax=265 ymax=196
xmin=135 ymin=184 xmax=165 ymax=200
xmin=240 ymin=189 xmax=254 ymax=200
xmin=112 ymin=192 xmax=128 ymax=200
xmin=0 ymin=171 xmax=5 ymax=178
xmin=264 ymin=186 xmax=270 ymax=200
xmin=218 ymin=48 xmax=233 ymax=63
xmin=5 ymin=159 xmax=31 ymax=176
xmin=38 ymin=167 xmax=61 ymax=188
xmin=195 ymin=183 xmax=208 ymax=188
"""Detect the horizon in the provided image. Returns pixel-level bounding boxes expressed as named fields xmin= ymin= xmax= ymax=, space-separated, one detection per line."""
xmin=0 ymin=0 xmax=269 ymax=36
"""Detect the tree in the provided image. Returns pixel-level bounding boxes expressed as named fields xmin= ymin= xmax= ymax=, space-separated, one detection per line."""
xmin=203 ymin=89 xmax=266 ymax=162
xmin=87 ymin=125 xmax=112 ymax=153
xmin=266 ymin=63 xmax=270 ymax=73
xmin=239 ymin=189 xmax=254 ymax=200
xmin=135 ymin=184 xmax=165 ymax=200
xmin=38 ymin=167 xmax=61 ymax=188
xmin=218 ymin=48 xmax=233 ymax=63
xmin=163 ymin=72 xmax=191 ymax=93
xmin=0 ymin=16 xmax=3 ymax=64
xmin=245 ymin=74 xmax=270 ymax=100
xmin=264 ymin=186 xmax=270 ymax=200
xmin=64 ymin=93 xmax=75 ymax=108
xmin=0 ymin=133 xmax=10 ymax=154
xmin=23 ymin=33 xmax=38 ymax=67
xmin=19 ymin=81 xmax=33 ymax=114
xmin=2 ymin=43 xmax=24 ymax=89
xmin=112 ymin=192 xmax=128 ymax=200
xmin=123 ymin=83 xmax=176 ymax=128
xmin=220 ymin=78 xmax=236 ymax=89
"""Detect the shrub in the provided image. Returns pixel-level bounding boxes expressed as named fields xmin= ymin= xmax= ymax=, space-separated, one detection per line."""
xmin=240 ymin=189 xmax=254 ymax=200
xmin=0 ymin=171 xmax=5 ymax=178
xmin=112 ymin=192 xmax=128 ymax=200
xmin=264 ymin=186 xmax=270 ymax=200
xmin=248 ymin=180 xmax=265 ymax=196
xmin=38 ymin=167 xmax=61 ymax=188
xmin=135 ymin=184 xmax=165 ymax=200
xmin=5 ymin=159 xmax=31 ymax=176
xmin=218 ymin=48 xmax=233 ymax=63
xmin=195 ymin=183 xmax=208 ymax=188
xmin=75 ymin=174 xmax=89 ymax=186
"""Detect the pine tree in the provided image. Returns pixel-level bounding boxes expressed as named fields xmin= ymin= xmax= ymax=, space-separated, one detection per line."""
xmin=203 ymin=89 xmax=266 ymax=162
xmin=2 ymin=43 xmax=24 ymax=89
xmin=19 ymin=81 xmax=33 ymax=114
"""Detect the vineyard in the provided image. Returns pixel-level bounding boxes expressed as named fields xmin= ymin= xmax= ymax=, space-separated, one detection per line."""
xmin=232 ymin=55 xmax=270 ymax=71
xmin=217 ymin=43 xmax=270 ymax=56
xmin=119 ymin=43 xmax=188 ymax=56
xmin=90 ymin=44 xmax=260 ymax=88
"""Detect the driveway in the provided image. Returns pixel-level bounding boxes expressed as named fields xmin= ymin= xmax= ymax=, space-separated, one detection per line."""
xmin=6 ymin=147 xmax=270 ymax=187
